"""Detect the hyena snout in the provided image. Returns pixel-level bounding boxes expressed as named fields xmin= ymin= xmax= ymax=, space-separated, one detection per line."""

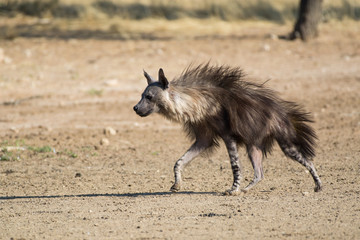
xmin=133 ymin=105 xmax=139 ymax=112
xmin=133 ymin=102 xmax=151 ymax=117
xmin=133 ymin=104 xmax=144 ymax=116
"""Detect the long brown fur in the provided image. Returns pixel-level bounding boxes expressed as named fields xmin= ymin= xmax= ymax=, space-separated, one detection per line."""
xmin=161 ymin=63 xmax=316 ymax=158
xmin=134 ymin=63 xmax=322 ymax=194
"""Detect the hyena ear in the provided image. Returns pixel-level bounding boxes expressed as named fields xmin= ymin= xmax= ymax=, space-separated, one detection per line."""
xmin=143 ymin=70 xmax=156 ymax=85
xmin=158 ymin=68 xmax=169 ymax=89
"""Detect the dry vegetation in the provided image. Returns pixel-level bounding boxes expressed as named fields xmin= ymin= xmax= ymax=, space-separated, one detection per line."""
xmin=0 ymin=0 xmax=359 ymax=40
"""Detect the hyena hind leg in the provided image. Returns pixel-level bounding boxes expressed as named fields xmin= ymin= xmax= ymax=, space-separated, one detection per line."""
xmin=242 ymin=145 xmax=264 ymax=193
xmin=280 ymin=143 xmax=322 ymax=192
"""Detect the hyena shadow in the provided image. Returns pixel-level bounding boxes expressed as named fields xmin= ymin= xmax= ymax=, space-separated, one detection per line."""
xmin=0 ymin=192 xmax=219 ymax=200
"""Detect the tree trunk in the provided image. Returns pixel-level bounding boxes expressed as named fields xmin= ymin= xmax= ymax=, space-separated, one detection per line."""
xmin=289 ymin=0 xmax=323 ymax=41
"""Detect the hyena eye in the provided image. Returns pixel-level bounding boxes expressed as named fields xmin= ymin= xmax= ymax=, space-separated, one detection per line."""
xmin=145 ymin=95 xmax=152 ymax=101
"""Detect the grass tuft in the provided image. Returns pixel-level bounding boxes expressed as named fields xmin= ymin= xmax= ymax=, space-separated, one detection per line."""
xmin=0 ymin=0 xmax=84 ymax=18
xmin=87 ymin=88 xmax=103 ymax=97
xmin=0 ymin=149 xmax=13 ymax=161
xmin=28 ymin=145 xmax=53 ymax=153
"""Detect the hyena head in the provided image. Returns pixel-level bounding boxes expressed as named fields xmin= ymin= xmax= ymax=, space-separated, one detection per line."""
xmin=133 ymin=68 xmax=169 ymax=117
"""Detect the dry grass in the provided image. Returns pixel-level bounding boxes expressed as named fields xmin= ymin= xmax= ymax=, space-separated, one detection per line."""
xmin=0 ymin=0 xmax=359 ymax=40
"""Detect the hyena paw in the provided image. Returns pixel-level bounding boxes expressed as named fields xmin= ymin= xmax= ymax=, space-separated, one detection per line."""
xmin=224 ymin=189 xmax=241 ymax=196
xmin=170 ymin=183 xmax=181 ymax=192
xmin=314 ymin=184 xmax=322 ymax=192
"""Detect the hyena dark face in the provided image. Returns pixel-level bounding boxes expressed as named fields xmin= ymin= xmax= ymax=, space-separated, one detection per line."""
xmin=133 ymin=83 xmax=163 ymax=117
xmin=133 ymin=68 xmax=169 ymax=117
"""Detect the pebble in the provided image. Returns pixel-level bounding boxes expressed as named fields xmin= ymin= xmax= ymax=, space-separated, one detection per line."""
xmin=263 ymin=44 xmax=271 ymax=52
xmin=38 ymin=125 xmax=52 ymax=132
xmin=10 ymin=127 xmax=19 ymax=133
xmin=104 ymin=127 xmax=116 ymax=136
xmin=100 ymin=138 xmax=110 ymax=146
xmin=75 ymin=173 xmax=82 ymax=178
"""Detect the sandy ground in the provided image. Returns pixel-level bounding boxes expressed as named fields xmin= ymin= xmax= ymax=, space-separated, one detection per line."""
xmin=0 ymin=24 xmax=360 ymax=239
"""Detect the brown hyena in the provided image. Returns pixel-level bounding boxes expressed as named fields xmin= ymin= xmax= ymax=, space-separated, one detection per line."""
xmin=133 ymin=63 xmax=322 ymax=195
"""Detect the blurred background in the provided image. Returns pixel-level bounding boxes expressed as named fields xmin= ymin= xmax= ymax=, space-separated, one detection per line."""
xmin=0 ymin=0 xmax=359 ymax=40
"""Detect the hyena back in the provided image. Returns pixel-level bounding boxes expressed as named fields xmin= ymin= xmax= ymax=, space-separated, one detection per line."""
xmin=133 ymin=64 xmax=322 ymax=195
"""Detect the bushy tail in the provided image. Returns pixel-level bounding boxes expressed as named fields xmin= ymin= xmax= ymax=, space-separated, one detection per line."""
xmin=288 ymin=106 xmax=317 ymax=159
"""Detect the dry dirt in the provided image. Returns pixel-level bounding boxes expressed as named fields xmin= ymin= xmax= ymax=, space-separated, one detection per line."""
xmin=1 ymin=24 xmax=360 ymax=239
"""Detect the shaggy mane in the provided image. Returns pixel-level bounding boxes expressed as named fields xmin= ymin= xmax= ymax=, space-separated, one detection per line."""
xmin=172 ymin=63 xmax=246 ymax=89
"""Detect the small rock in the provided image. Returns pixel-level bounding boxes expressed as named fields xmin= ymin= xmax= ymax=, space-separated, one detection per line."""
xmin=104 ymin=127 xmax=116 ymax=136
xmin=75 ymin=173 xmax=82 ymax=178
xmin=263 ymin=44 xmax=271 ymax=52
xmin=9 ymin=127 xmax=19 ymax=133
xmin=100 ymin=138 xmax=110 ymax=146
xmin=38 ymin=125 xmax=52 ymax=132
xmin=302 ymin=191 xmax=309 ymax=196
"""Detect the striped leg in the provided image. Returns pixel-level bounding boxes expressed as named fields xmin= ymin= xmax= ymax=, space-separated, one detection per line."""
xmin=170 ymin=140 xmax=210 ymax=192
xmin=223 ymin=137 xmax=242 ymax=196
xmin=279 ymin=143 xmax=322 ymax=192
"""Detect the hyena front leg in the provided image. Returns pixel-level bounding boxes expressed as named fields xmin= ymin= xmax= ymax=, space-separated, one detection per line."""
xmin=223 ymin=137 xmax=242 ymax=196
xmin=242 ymin=145 xmax=264 ymax=192
xmin=170 ymin=140 xmax=210 ymax=192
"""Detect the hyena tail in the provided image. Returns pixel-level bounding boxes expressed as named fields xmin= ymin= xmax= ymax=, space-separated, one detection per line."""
xmin=275 ymin=103 xmax=317 ymax=160
xmin=276 ymin=105 xmax=322 ymax=192
xmin=288 ymin=106 xmax=317 ymax=160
